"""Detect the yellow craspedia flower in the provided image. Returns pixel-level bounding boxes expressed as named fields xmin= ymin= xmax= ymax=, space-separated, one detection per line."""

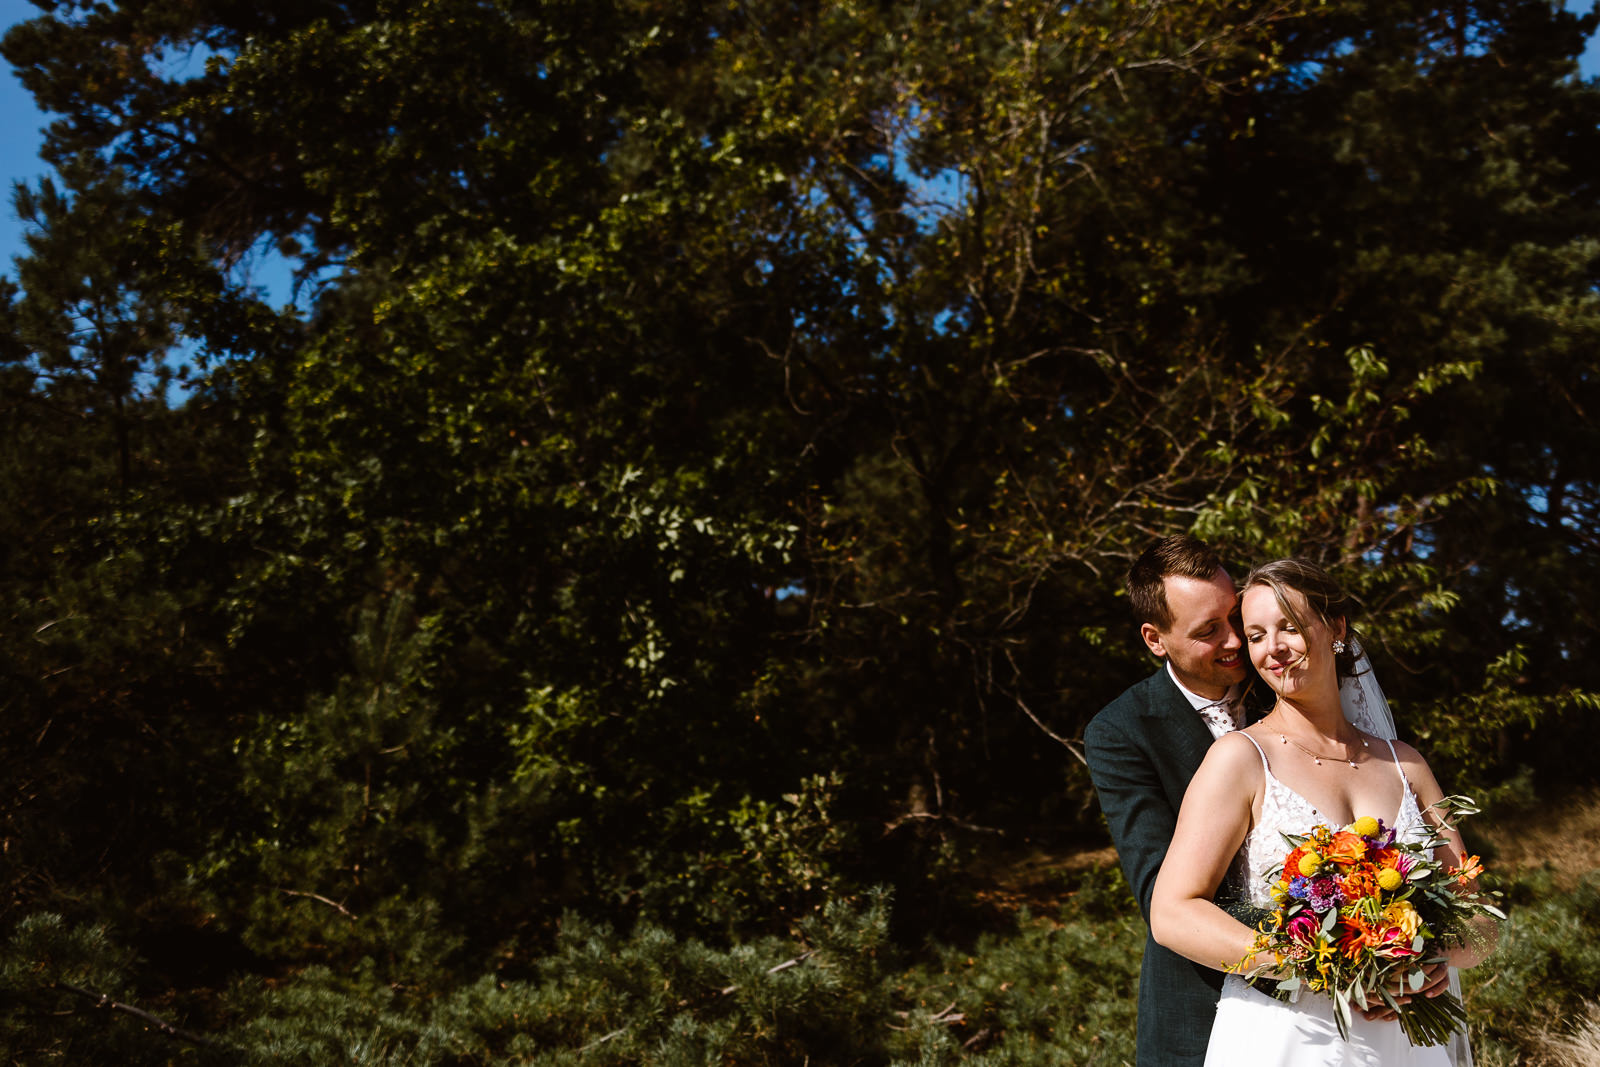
xmin=1348 ymin=816 xmax=1381 ymax=838
xmin=1377 ymin=867 xmax=1405 ymax=891
xmin=1298 ymin=851 xmax=1323 ymax=876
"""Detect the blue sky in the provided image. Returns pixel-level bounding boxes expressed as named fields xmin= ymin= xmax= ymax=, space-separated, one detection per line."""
xmin=2 ymin=0 xmax=1598 ymax=300
xmin=1 ymin=0 xmax=48 ymax=279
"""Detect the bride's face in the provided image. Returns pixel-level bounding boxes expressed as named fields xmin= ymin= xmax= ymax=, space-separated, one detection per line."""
xmin=1240 ymin=584 xmax=1346 ymax=701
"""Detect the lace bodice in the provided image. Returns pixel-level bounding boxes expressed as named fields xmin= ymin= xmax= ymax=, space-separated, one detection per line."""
xmin=1226 ymin=734 xmax=1428 ymax=909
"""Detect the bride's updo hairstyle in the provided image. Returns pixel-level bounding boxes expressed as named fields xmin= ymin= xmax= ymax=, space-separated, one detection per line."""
xmin=1241 ymin=558 xmax=1363 ymax=681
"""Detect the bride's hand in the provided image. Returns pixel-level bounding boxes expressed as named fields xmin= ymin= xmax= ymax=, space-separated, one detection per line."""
xmin=1357 ymin=959 xmax=1450 ymax=1021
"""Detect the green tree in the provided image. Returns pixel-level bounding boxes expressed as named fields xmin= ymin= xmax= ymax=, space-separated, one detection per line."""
xmin=3 ymin=0 xmax=1599 ymax=1055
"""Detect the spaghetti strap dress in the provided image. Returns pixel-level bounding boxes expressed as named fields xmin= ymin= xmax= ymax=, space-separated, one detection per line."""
xmin=1203 ymin=735 xmax=1452 ymax=1067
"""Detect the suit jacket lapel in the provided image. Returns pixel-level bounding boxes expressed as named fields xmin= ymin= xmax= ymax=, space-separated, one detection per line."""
xmin=1146 ymin=668 xmax=1214 ymax=773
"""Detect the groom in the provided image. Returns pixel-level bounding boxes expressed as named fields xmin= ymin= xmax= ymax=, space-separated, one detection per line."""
xmin=1085 ymin=535 xmax=1251 ymax=1067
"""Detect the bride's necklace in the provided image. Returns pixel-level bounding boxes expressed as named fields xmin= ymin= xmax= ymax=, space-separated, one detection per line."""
xmin=1266 ymin=709 xmax=1368 ymax=768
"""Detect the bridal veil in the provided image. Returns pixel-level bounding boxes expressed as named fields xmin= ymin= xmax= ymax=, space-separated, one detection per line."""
xmin=1340 ymin=640 xmax=1473 ymax=1067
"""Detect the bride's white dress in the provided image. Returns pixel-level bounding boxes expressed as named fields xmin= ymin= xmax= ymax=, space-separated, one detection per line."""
xmin=1204 ymin=732 xmax=1452 ymax=1067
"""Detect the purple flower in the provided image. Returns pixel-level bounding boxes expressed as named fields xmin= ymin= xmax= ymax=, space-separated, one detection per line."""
xmin=1288 ymin=876 xmax=1311 ymax=900
xmin=1308 ymin=875 xmax=1345 ymax=911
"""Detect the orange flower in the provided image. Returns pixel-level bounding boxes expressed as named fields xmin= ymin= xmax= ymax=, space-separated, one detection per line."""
xmin=1335 ymin=915 xmax=1382 ymax=959
xmin=1451 ymin=854 xmax=1484 ymax=890
xmin=1282 ymin=847 xmax=1307 ymax=880
xmin=1341 ymin=867 xmax=1381 ymax=902
xmin=1325 ymin=831 xmax=1370 ymax=866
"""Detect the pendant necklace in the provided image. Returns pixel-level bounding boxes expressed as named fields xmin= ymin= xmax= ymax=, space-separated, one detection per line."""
xmin=1278 ymin=731 xmax=1367 ymax=768
xmin=1266 ymin=708 xmax=1368 ymax=768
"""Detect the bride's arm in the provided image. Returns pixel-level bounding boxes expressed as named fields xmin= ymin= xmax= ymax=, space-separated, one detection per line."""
xmin=1395 ymin=742 xmax=1500 ymax=970
xmin=1150 ymin=734 xmax=1271 ymax=973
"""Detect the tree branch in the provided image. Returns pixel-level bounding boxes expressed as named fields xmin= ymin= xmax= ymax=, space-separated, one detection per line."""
xmin=881 ymin=811 xmax=1006 ymax=838
xmin=54 ymin=982 xmax=218 ymax=1047
xmin=278 ymin=887 xmax=357 ymax=921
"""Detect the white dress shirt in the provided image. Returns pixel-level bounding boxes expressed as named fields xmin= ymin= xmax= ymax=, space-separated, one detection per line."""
xmin=1165 ymin=661 xmax=1243 ymax=739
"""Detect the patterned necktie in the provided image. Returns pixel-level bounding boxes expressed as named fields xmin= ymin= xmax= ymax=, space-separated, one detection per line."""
xmin=1197 ymin=699 xmax=1239 ymax=735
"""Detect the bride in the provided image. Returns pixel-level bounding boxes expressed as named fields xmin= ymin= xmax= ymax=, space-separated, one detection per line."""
xmin=1149 ymin=559 xmax=1496 ymax=1065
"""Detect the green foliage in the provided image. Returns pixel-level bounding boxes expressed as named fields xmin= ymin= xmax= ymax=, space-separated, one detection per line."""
xmin=5 ymin=865 xmax=1593 ymax=1065
xmin=1465 ymin=873 xmax=1600 ymax=1065
xmin=888 ymin=868 xmax=1144 ymax=1066
xmin=2 ymin=0 xmax=1600 ymax=1056
xmin=0 ymin=914 xmax=220 ymax=1064
xmin=207 ymin=868 xmax=1142 ymax=1066
xmin=220 ymin=594 xmax=469 ymax=973
xmin=1 ymin=913 xmax=139 ymax=1007
xmin=623 ymin=772 xmax=858 ymax=934
xmin=218 ymin=890 xmax=899 ymax=1065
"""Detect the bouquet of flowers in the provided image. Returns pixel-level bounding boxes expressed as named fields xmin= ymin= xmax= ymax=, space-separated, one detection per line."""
xmin=1230 ymin=796 xmax=1502 ymax=1045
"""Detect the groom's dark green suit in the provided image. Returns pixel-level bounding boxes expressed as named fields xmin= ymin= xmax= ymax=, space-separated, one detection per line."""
xmin=1085 ymin=667 xmax=1228 ymax=1067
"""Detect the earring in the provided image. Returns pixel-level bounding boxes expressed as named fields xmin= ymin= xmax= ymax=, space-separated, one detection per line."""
xmin=1332 ymin=640 xmax=1346 ymax=655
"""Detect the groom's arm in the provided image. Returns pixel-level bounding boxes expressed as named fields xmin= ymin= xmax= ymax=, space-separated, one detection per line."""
xmin=1085 ymin=711 xmax=1176 ymax=924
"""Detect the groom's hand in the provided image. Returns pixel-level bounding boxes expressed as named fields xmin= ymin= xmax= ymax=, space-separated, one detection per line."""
xmin=1358 ymin=960 xmax=1450 ymax=1021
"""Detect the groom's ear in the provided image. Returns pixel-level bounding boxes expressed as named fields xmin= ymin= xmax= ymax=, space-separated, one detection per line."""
xmin=1140 ymin=622 xmax=1167 ymax=659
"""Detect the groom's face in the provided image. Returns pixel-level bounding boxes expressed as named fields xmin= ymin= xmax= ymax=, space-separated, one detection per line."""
xmin=1140 ymin=568 xmax=1247 ymax=701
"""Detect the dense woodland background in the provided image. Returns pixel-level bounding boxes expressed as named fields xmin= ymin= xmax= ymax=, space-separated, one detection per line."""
xmin=3 ymin=0 xmax=1600 ymax=1062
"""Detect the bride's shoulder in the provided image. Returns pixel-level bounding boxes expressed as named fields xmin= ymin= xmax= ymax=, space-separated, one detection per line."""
xmin=1377 ymin=735 xmax=1428 ymax=767
xmin=1379 ymin=736 xmax=1448 ymax=794
xmin=1201 ymin=729 xmax=1267 ymax=771
xmin=1189 ymin=732 xmax=1266 ymax=807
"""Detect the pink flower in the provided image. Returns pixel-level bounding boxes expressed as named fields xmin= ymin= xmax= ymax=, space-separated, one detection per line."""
xmin=1372 ymin=924 xmax=1418 ymax=958
xmin=1285 ymin=913 xmax=1320 ymax=944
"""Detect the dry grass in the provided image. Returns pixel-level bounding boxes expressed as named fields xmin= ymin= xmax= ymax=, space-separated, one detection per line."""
xmin=1470 ymin=788 xmax=1600 ymax=890
xmin=967 ymin=845 xmax=1122 ymax=917
xmin=1533 ymin=1001 xmax=1600 ymax=1067
xmin=1466 ymin=788 xmax=1600 ymax=1067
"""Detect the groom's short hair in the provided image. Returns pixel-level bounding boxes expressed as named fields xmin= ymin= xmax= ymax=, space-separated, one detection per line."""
xmin=1126 ymin=535 xmax=1224 ymax=631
